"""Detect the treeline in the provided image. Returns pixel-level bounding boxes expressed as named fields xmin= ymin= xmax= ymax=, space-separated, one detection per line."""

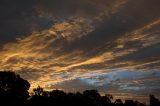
xmin=0 ymin=71 xmax=159 ymax=106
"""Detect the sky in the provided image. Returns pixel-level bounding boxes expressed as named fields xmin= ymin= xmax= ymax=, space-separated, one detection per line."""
xmin=0 ymin=0 xmax=160 ymax=103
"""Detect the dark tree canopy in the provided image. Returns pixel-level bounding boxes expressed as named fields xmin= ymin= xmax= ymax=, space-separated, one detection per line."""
xmin=0 ymin=71 xmax=30 ymax=105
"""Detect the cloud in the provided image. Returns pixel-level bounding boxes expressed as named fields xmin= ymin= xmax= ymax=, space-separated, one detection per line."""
xmin=0 ymin=0 xmax=160 ymax=103
xmin=0 ymin=0 xmax=127 ymax=47
xmin=35 ymin=0 xmax=123 ymax=18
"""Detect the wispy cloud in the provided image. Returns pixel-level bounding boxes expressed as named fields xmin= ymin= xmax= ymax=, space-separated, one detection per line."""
xmin=0 ymin=0 xmax=160 ymax=102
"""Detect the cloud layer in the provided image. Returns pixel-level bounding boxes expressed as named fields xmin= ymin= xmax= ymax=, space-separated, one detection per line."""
xmin=0 ymin=0 xmax=160 ymax=103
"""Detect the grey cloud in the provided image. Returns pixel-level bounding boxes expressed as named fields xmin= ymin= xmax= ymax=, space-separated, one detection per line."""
xmin=50 ymin=78 xmax=97 ymax=92
xmin=60 ymin=0 xmax=160 ymax=52
xmin=0 ymin=0 xmax=55 ymax=47
xmin=35 ymin=0 xmax=116 ymax=18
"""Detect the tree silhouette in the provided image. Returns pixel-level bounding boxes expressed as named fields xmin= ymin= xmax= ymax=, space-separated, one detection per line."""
xmin=99 ymin=94 xmax=113 ymax=106
xmin=0 ymin=71 xmax=30 ymax=106
xmin=49 ymin=89 xmax=67 ymax=105
xmin=150 ymin=95 xmax=160 ymax=106
xmin=0 ymin=71 xmax=159 ymax=106
xmin=83 ymin=90 xmax=101 ymax=106
xmin=114 ymin=99 xmax=123 ymax=106
xmin=32 ymin=86 xmax=44 ymax=96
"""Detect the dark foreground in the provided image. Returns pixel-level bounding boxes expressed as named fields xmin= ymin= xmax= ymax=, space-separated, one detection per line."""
xmin=0 ymin=71 xmax=159 ymax=106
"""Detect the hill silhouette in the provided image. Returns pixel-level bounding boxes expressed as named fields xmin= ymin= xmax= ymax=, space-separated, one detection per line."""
xmin=0 ymin=71 xmax=159 ymax=106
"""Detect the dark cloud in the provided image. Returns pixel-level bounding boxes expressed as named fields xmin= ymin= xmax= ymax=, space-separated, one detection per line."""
xmin=35 ymin=0 xmax=115 ymax=18
xmin=51 ymin=78 xmax=96 ymax=92
xmin=0 ymin=0 xmax=117 ymax=47
xmin=18 ymin=68 xmax=44 ymax=81
xmin=0 ymin=0 xmax=55 ymax=47
xmin=59 ymin=0 xmax=160 ymax=55
xmin=119 ymin=44 xmax=160 ymax=61
xmin=0 ymin=0 xmax=34 ymax=45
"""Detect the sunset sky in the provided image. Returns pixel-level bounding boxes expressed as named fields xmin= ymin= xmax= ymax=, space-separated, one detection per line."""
xmin=0 ymin=0 xmax=160 ymax=103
